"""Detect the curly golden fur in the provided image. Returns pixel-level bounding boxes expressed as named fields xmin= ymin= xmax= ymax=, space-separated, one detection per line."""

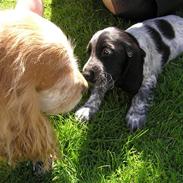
xmin=0 ymin=10 xmax=87 ymax=170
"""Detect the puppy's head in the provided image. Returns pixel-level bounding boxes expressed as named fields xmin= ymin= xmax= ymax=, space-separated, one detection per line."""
xmin=83 ymin=27 xmax=145 ymax=93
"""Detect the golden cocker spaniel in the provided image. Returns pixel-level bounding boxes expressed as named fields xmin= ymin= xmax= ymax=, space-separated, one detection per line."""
xmin=0 ymin=9 xmax=87 ymax=173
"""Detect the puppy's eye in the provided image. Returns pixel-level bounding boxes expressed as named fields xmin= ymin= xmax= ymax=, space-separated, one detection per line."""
xmin=101 ymin=48 xmax=112 ymax=57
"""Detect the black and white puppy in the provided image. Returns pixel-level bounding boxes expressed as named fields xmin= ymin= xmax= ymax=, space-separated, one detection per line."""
xmin=75 ymin=15 xmax=183 ymax=131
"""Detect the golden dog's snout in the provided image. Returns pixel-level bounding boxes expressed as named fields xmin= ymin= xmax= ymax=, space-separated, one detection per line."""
xmin=79 ymin=72 xmax=88 ymax=94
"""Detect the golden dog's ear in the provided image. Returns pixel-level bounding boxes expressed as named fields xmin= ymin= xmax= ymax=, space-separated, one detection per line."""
xmin=3 ymin=85 xmax=57 ymax=169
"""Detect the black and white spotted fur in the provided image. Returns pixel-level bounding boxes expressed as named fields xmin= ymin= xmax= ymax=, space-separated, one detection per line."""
xmin=75 ymin=15 xmax=183 ymax=131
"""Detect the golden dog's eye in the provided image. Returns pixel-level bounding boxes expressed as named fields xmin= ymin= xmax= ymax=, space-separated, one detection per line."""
xmin=101 ymin=48 xmax=112 ymax=57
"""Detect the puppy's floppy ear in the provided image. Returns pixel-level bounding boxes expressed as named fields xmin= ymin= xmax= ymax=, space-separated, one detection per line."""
xmin=125 ymin=43 xmax=146 ymax=59
xmin=125 ymin=44 xmax=134 ymax=58
xmin=119 ymin=43 xmax=145 ymax=94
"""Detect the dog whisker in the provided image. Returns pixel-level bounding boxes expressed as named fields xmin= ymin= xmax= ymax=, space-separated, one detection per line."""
xmin=95 ymin=71 xmax=114 ymax=90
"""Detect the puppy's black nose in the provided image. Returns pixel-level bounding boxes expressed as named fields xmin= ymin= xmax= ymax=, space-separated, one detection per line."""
xmin=83 ymin=70 xmax=95 ymax=83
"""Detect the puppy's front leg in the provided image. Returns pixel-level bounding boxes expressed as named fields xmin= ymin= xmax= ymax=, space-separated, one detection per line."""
xmin=126 ymin=75 xmax=157 ymax=131
xmin=75 ymin=86 xmax=107 ymax=121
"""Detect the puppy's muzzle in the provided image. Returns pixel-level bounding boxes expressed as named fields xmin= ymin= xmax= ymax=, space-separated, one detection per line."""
xmin=83 ymin=69 xmax=95 ymax=83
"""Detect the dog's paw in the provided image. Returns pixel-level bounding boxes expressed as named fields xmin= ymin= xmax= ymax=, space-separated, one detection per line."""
xmin=126 ymin=112 xmax=146 ymax=132
xmin=75 ymin=107 xmax=92 ymax=122
xmin=33 ymin=161 xmax=45 ymax=176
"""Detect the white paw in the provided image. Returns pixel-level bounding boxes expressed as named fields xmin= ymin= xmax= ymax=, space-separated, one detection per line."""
xmin=126 ymin=112 xmax=146 ymax=132
xmin=75 ymin=107 xmax=91 ymax=121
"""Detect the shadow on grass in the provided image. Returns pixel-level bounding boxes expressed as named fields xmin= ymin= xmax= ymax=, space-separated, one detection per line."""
xmin=0 ymin=161 xmax=53 ymax=183
xmin=50 ymin=1 xmax=133 ymax=182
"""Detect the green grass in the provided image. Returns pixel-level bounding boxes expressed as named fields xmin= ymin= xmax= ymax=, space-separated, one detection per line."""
xmin=1 ymin=0 xmax=183 ymax=182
